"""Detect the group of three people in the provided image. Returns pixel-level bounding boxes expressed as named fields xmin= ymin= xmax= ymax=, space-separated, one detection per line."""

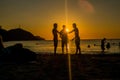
xmin=52 ymin=23 xmax=81 ymax=54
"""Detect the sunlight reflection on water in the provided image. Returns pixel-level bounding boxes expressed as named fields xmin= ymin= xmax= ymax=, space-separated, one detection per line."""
xmin=3 ymin=39 xmax=120 ymax=54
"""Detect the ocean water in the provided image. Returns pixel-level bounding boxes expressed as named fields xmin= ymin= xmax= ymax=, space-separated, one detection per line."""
xmin=3 ymin=39 xmax=120 ymax=54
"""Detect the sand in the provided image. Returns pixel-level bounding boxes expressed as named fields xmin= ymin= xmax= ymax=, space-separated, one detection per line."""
xmin=0 ymin=53 xmax=120 ymax=80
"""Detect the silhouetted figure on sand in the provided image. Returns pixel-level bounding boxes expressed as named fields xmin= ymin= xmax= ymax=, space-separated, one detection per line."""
xmin=0 ymin=35 xmax=36 ymax=63
xmin=101 ymin=38 xmax=106 ymax=53
xmin=0 ymin=35 xmax=4 ymax=51
xmin=69 ymin=23 xmax=81 ymax=54
xmin=0 ymin=40 xmax=36 ymax=63
xmin=106 ymin=42 xmax=111 ymax=50
xmin=119 ymin=42 xmax=120 ymax=47
xmin=52 ymin=23 xmax=59 ymax=55
xmin=60 ymin=25 xmax=68 ymax=54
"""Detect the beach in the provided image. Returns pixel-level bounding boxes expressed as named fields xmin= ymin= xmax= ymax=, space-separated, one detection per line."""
xmin=0 ymin=53 xmax=120 ymax=80
xmin=1 ymin=0 xmax=120 ymax=79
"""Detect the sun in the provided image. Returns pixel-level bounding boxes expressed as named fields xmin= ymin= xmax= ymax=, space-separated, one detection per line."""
xmin=66 ymin=28 xmax=69 ymax=32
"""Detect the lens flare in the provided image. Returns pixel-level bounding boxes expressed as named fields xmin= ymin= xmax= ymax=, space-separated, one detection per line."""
xmin=65 ymin=0 xmax=72 ymax=80
xmin=79 ymin=0 xmax=95 ymax=13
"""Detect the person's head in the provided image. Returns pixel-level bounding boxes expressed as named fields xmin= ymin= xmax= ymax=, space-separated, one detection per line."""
xmin=53 ymin=23 xmax=58 ymax=29
xmin=62 ymin=25 xmax=66 ymax=29
xmin=14 ymin=43 xmax=23 ymax=49
xmin=103 ymin=38 xmax=106 ymax=40
xmin=102 ymin=38 xmax=106 ymax=41
xmin=73 ymin=23 xmax=77 ymax=29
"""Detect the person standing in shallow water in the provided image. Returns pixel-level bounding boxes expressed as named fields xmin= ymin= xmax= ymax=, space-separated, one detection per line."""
xmin=60 ymin=25 xmax=68 ymax=54
xmin=52 ymin=23 xmax=59 ymax=55
xmin=106 ymin=42 xmax=110 ymax=50
xmin=69 ymin=23 xmax=81 ymax=54
xmin=101 ymin=38 xmax=106 ymax=53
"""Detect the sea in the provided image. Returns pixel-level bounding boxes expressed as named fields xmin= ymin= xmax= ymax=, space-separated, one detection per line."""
xmin=3 ymin=39 xmax=120 ymax=54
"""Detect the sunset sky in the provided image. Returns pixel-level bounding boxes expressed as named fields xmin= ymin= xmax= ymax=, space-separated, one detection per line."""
xmin=0 ymin=0 xmax=120 ymax=40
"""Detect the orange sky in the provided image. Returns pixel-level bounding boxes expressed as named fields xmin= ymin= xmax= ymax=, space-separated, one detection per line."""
xmin=0 ymin=0 xmax=120 ymax=40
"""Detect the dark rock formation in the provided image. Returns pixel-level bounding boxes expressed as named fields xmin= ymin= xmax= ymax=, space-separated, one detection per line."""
xmin=0 ymin=27 xmax=45 ymax=41
xmin=0 ymin=26 xmax=7 ymax=41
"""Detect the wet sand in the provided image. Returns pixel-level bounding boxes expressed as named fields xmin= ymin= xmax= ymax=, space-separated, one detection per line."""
xmin=0 ymin=53 xmax=120 ymax=80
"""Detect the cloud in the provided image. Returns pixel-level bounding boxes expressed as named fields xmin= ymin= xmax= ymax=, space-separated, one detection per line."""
xmin=78 ymin=0 xmax=95 ymax=13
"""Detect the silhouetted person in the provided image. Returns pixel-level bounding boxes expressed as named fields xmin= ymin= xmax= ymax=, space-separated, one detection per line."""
xmin=101 ymin=38 xmax=106 ymax=53
xmin=94 ymin=44 xmax=96 ymax=46
xmin=69 ymin=23 xmax=81 ymax=54
xmin=88 ymin=45 xmax=90 ymax=48
xmin=119 ymin=42 xmax=120 ymax=47
xmin=106 ymin=42 xmax=110 ymax=50
xmin=0 ymin=43 xmax=36 ymax=63
xmin=118 ymin=42 xmax=120 ymax=51
xmin=0 ymin=35 xmax=4 ymax=51
xmin=60 ymin=25 xmax=68 ymax=54
xmin=52 ymin=23 xmax=59 ymax=55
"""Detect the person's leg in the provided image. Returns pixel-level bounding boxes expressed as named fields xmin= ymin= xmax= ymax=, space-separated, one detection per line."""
xmin=54 ymin=46 xmax=57 ymax=54
xmin=103 ymin=48 xmax=105 ymax=53
xmin=54 ymin=40 xmax=58 ymax=55
xmin=75 ymin=42 xmax=81 ymax=54
xmin=75 ymin=40 xmax=78 ymax=54
xmin=75 ymin=44 xmax=78 ymax=54
xmin=66 ymin=43 xmax=68 ymax=53
xmin=101 ymin=46 xmax=104 ymax=53
xmin=62 ymin=47 xmax=64 ymax=54
xmin=78 ymin=45 xmax=81 ymax=54
xmin=62 ymin=41 xmax=64 ymax=54
xmin=77 ymin=42 xmax=81 ymax=54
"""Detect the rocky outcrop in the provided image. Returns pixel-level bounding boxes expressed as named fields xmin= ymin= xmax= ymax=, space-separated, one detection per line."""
xmin=0 ymin=27 xmax=45 ymax=41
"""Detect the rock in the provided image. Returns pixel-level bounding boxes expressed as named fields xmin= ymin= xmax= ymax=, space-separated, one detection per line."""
xmin=0 ymin=43 xmax=37 ymax=63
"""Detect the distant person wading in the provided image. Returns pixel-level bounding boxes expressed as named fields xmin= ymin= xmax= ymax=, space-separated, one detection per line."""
xmin=101 ymin=38 xmax=106 ymax=53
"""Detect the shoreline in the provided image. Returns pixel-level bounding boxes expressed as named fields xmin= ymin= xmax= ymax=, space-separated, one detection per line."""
xmin=36 ymin=51 xmax=120 ymax=55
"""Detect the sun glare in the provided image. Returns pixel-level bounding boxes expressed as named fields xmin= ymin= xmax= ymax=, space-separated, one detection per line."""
xmin=66 ymin=28 xmax=69 ymax=32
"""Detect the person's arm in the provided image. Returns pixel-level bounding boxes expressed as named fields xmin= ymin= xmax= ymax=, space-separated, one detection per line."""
xmin=69 ymin=29 xmax=75 ymax=34
xmin=69 ymin=37 xmax=75 ymax=41
xmin=57 ymin=30 xmax=60 ymax=34
xmin=59 ymin=30 xmax=62 ymax=38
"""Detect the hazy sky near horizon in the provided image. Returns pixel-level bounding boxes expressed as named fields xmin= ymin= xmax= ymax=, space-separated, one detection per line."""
xmin=0 ymin=0 xmax=120 ymax=40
